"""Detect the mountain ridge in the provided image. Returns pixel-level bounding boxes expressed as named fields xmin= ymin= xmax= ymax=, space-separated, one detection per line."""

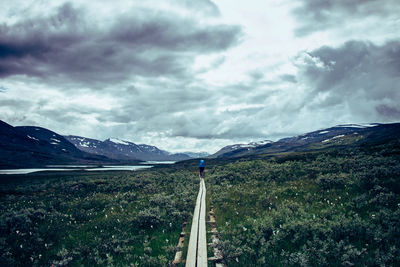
xmin=0 ymin=120 xmax=201 ymax=168
xmin=65 ymin=135 xmax=192 ymax=161
xmin=0 ymin=121 xmax=120 ymax=168
xmin=210 ymin=123 xmax=400 ymax=158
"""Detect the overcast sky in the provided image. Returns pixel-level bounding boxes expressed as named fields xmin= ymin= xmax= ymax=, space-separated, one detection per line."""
xmin=1 ymin=0 xmax=399 ymax=153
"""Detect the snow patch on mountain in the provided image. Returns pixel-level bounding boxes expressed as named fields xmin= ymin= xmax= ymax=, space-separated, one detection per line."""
xmin=322 ymin=134 xmax=346 ymax=143
xmin=248 ymin=140 xmax=273 ymax=146
xmin=333 ymin=134 xmax=345 ymax=139
xmin=80 ymin=142 xmax=90 ymax=147
xmin=337 ymin=123 xmax=379 ymax=129
xmin=109 ymin=138 xmax=130 ymax=145
xmin=27 ymin=135 xmax=39 ymax=141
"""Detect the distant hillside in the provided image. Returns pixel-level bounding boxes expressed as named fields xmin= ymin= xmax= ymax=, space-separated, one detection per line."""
xmin=182 ymin=152 xmax=210 ymax=158
xmin=211 ymin=123 xmax=400 ymax=158
xmin=0 ymin=120 xmax=119 ymax=168
xmin=65 ymin=136 xmax=192 ymax=161
xmin=210 ymin=140 xmax=272 ymax=158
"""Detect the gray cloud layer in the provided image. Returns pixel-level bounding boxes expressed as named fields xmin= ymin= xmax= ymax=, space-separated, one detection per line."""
xmin=0 ymin=3 xmax=241 ymax=85
xmin=0 ymin=0 xmax=399 ymax=153
xmin=296 ymin=40 xmax=400 ymax=119
xmin=293 ymin=0 xmax=400 ymax=36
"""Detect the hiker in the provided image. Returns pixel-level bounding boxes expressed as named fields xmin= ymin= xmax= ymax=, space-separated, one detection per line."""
xmin=198 ymin=159 xmax=205 ymax=178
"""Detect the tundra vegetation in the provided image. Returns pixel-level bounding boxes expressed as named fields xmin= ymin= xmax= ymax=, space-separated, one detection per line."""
xmin=1 ymin=139 xmax=400 ymax=266
xmin=0 ymin=169 xmax=198 ymax=266
xmin=206 ymin=139 xmax=400 ymax=266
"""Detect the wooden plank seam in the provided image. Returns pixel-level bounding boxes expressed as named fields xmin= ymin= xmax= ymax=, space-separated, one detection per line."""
xmin=185 ymin=178 xmax=207 ymax=267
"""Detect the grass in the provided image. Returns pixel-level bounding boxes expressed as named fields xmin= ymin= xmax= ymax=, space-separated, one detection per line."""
xmin=0 ymin=167 xmax=198 ymax=266
xmin=1 ymin=139 xmax=399 ymax=266
xmin=204 ymin=141 xmax=400 ymax=266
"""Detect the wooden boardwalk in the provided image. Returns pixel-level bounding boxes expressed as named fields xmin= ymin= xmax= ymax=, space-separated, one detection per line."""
xmin=186 ymin=178 xmax=208 ymax=267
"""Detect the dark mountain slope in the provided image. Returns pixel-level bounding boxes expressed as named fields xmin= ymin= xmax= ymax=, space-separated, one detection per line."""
xmin=212 ymin=123 xmax=400 ymax=158
xmin=0 ymin=121 xmax=117 ymax=168
xmin=65 ymin=136 xmax=191 ymax=161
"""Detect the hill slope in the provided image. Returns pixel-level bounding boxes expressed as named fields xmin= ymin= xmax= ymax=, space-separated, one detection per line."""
xmin=65 ymin=135 xmax=191 ymax=161
xmin=205 ymin=135 xmax=400 ymax=266
xmin=0 ymin=121 xmax=118 ymax=168
xmin=211 ymin=123 xmax=400 ymax=158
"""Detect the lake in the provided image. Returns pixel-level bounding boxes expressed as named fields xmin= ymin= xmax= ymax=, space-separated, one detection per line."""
xmin=140 ymin=161 xmax=176 ymax=164
xmin=0 ymin=165 xmax=153 ymax=175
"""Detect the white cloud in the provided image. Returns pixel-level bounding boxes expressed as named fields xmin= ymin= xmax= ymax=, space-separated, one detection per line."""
xmin=0 ymin=0 xmax=399 ymax=153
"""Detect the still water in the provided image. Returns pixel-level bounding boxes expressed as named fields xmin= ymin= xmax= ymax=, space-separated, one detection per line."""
xmin=0 ymin=165 xmax=153 ymax=175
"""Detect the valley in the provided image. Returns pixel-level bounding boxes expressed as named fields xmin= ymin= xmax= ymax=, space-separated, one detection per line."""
xmin=1 ymin=123 xmax=399 ymax=266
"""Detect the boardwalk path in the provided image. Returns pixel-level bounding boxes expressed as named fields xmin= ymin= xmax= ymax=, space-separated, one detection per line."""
xmin=186 ymin=178 xmax=207 ymax=267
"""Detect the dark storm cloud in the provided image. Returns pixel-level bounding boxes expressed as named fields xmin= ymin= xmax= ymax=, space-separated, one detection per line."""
xmin=296 ymin=40 xmax=400 ymax=119
xmin=292 ymin=0 xmax=400 ymax=36
xmin=376 ymin=105 xmax=400 ymax=119
xmin=0 ymin=3 xmax=241 ymax=85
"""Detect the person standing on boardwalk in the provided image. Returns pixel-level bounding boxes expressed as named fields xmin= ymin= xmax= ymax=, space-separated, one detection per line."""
xmin=198 ymin=159 xmax=205 ymax=178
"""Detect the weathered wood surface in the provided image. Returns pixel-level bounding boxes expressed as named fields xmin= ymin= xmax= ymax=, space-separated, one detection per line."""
xmin=197 ymin=179 xmax=207 ymax=266
xmin=208 ymin=205 xmax=226 ymax=267
xmin=185 ymin=178 xmax=208 ymax=267
xmin=172 ymin=228 xmax=186 ymax=265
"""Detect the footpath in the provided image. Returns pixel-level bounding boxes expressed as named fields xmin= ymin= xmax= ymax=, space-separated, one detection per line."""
xmin=185 ymin=178 xmax=207 ymax=266
xmin=173 ymin=178 xmax=225 ymax=267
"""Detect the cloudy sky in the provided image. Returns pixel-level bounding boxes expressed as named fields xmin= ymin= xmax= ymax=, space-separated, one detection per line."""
xmin=1 ymin=0 xmax=399 ymax=153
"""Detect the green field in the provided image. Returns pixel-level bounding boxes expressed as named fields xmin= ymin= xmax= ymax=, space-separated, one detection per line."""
xmin=206 ymin=140 xmax=400 ymax=266
xmin=0 ymin=168 xmax=198 ymax=266
xmin=1 ymin=139 xmax=400 ymax=266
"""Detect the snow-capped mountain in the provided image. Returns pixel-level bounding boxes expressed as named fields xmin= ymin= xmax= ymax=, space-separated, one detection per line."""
xmin=0 ymin=120 xmax=113 ymax=168
xmin=65 ymin=136 xmax=191 ymax=161
xmin=211 ymin=123 xmax=399 ymax=158
xmin=211 ymin=140 xmax=273 ymax=158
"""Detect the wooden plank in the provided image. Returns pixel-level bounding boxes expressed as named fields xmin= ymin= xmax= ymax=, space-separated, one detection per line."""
xmin=197 ymin=179 xmax=207 ymax=266
xmin=185 ymin=180 xmax=204 ymax=267
xmin=186 ymin=178 xmax=208 ymax=267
